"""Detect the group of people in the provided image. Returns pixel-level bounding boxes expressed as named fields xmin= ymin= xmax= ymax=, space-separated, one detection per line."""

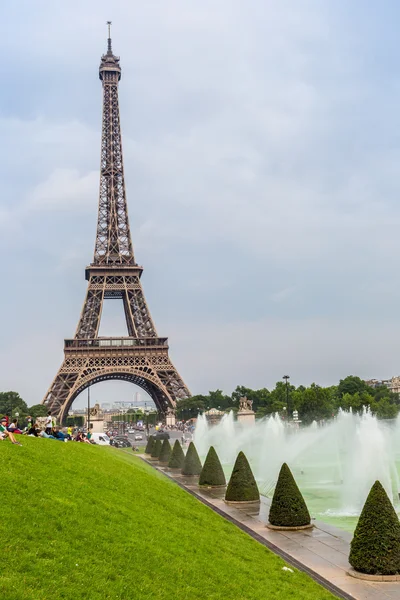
xmin=0 ymin=416 xmax=22 ymax=445
xmin=0 ymin=411 xmax=94 ymax=446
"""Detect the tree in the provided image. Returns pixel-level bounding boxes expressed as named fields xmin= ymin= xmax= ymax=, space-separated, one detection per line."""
xmin=181 ymin=442 xmax=202 ymax=476
xmin=225 ymin=451 xmax=259 ymax=502
xmin=145 ymin=436 xmax=155 ymax=455
xmin=370 ymin=398 xmax=399 ymax=420
xmin=176 ymin=396 xmax=207 ymax=419
xmin=66 ymin=416 xmax=84 ymax=427
xmin=268 ymin=463 xmax=311 ymax=528
xmin=199 ymin=446 xmax=226 ymax=487
xmin=208 ymin=389 xmax=232 ymax=410
xmin=268 ymin=382 xmax=290 ymax=414
xmin=0 ymin=391 xmax=28 ymax=417
xmin=349 ymin=481 xmax=400 ymax=575
xmin=294 ymin=384 xmax=333 ymax=424
xmin=151 ymin=439 xmax=162 ymax=459
xmin=337 ymin=376 xmax=369 ymax=398
xmin=159 ymin=439 xmax=172 ymax=463
xmin=28 ymin=404 xmax=48 ymax=420
xmin=168 ymin=440 xmax=185 ymax=469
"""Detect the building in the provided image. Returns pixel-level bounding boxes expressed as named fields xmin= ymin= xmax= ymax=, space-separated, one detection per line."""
xmin=365 ymin=377 xmax=400 ymax=394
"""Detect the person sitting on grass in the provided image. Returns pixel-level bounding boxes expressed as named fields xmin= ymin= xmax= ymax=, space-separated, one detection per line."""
xmin=27 ymin=423 xmax=39 ymax=437
xmin=52 ymin=427 xmax=67 ymax=442
xmin=8 ymin=419 xmax=22 ymax=434
xmin=40 ymin=430 xmax=57 ymax=440
xmin=0 ymin=417 xmax=22 ymax=445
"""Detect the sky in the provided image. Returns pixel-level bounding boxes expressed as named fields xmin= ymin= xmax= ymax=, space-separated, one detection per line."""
xmin=2 ymin=1 xmax=400 ymax=408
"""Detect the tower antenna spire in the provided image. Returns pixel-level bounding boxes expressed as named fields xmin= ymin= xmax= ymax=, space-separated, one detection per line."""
xmin=107 ymin=20 xmax=112 ymax=53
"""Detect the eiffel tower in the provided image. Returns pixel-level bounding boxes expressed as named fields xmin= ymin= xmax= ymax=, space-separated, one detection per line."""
xmin=42 ymin=26 xmax=190 ymax=423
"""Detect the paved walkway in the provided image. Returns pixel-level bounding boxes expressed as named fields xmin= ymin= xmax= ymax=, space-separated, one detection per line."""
xmin=142 ymin=458 xmax=400 ymax=600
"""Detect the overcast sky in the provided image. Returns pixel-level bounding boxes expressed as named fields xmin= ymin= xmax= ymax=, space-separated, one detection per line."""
xmin=2 ymin=1 xmax=400 ymax=408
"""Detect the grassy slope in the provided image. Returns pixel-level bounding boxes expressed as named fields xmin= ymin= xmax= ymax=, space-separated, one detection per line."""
xmin=0 ymin=438 xmax=335 ymax=600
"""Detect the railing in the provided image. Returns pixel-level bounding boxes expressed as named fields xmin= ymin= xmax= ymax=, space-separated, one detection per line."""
xmin=64 ymin=337 xmax=168 ymax=349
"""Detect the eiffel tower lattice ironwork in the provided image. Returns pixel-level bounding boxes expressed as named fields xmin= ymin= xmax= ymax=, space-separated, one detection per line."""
xmin=42 ymin=29 xmax=190 ymax=423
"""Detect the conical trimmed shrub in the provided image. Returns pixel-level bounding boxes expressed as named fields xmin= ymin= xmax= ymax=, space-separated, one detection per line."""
xmin=225 ymin=451 xmax=259 ymax=502
xmin=269 ymin=463 xmax=310 ymax=527
xmin=181 ymin=442 xmax=202 ymax=476
xmin=159 ymin=439 xmax=172 ymax=463
xmin=168 ymin=440 xmax=185 ymax=469
xmin=349 ymin=481 xmax=400 ymax=575
xmin=199 ymin=446 xmax=226 ymax=487
xmin=145 ymin=436 xmax=155 ymax=455
xmin=151 ymin=439 xmax=162 ymax=459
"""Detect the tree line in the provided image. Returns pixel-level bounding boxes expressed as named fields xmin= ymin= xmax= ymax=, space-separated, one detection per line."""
xmin=176 ymin=375 xmax=400 ymax=422
xmin=1 ymin=375 xmax=399 ymax=426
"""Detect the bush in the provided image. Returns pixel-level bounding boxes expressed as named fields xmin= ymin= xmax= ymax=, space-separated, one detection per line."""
xmin=159 ymin=439 xmax=172 ymax=463
xmin=145 ymin=436 xmax=155 ymax=455
xmin=199 ymin=446 xmax=226 ymax=487
xmin=225 ymin=451 xmax=259 ymax=502
xmin=269 ymin=463 xmax=310 ymax=527
xmin=349 ymin=480 xmax=400 ymax=575
xmin=168 ymin=440 xmax=185 ymax=469
xmin=181 ymin=442 xmax=202 ymax=476
xmin=151 ymin=439 xmax=162 ymax=459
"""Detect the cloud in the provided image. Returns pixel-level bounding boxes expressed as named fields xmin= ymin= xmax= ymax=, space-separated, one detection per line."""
xmin=27 ymin=168 xmax=98 ymax=211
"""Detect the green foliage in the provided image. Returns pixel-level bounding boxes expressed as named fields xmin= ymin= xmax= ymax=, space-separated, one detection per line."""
xmin=349 ymin=481 xmax=400 ymax=575
xmin=337 ymin=376 xmax=369 ymax=398
xmin=168 ymin=440 xmax=185 ymax=469
xmin=0 ymin=437 xmax=335 ymax=600
xmin=269 ymin=463 xmax=311 ymax=527
xmin=0 ymin=391 xmax=28 ymax=416
xmin=292 ymin=384 xmax=334 ymax=424
xmin=177 ymin=375 xmax=400 ymax=424
xmin=66 ymin=416 xmax=84 ymax=427
xmin=28 ymin=404 xmax=48 ymax=419
xmin=159 ymin=439 xmax=172 ymax=463
xmin=225 ymin=451 xmax=259 ymax=502
xmin=176 ymin=396 xmax=207 ymax=418
xmin=181 ymin=442 xmax=202 ymax=476
xmin=199 ymin=446 xmax=226 ymax=487
xmin=144 ymin=436 xmax=155 ymax=455
xmin=151 ymin=439 xmax=162 ymax=458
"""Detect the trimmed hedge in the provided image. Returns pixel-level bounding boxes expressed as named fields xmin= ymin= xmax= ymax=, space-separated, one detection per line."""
xmin=199 ymin=446 xmax=226 ymax=487
xmin=181 ymin=442 xmax=202 ymax=476
xmin=151 ymin=439 xmax=162 ymax=459
xmin=225 ymin=451 xmax=259 ymax=502
xmin=159 ymin=439 xmax=172 ymax=463
xmin=349 ymin=480 xmax=400 ymax=575
xmin=168 ymin=440 xmax=185 ymax=469
xmin=269 ymin=463 xmax=310 ymax=527
xmin=145 ymin=436 xmax=155 ymax=455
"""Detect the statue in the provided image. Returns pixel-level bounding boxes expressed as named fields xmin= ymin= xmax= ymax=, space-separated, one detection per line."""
xmin=238 ymin=396 xmax=253 ymax=412
xmin=89 ymin=403 xmax=102 ymax=417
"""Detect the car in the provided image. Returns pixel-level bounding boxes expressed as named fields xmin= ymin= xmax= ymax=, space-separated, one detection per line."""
xmin=152 ymin=431 xmax=170 ymax=441
xmin=91 ymin=433 xmax=111 ymax=446
xmin=110 ymin=436 xmax=132 ymax=448
xmin=127 ymin=429 xmax=135 ymax=434
xmin=134 ymin=434 xmax=143 ymax=441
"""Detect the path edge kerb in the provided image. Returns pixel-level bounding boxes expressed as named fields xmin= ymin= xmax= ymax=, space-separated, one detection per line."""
xmin=139 ymin=456 xmax=353 ymax=600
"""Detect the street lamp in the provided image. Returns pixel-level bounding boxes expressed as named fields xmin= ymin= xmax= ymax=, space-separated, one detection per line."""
xmin=283 ymin=375 xmax=290 ymax=418
xmin=87 ymin=384 xmax=91 ymax=433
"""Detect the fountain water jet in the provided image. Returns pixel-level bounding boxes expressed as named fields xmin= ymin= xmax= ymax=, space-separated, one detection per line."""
xmin=193 ymin=406 xmax=400 ymax=530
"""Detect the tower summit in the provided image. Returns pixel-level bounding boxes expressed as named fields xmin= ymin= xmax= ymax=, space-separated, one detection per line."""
xmin=42 ymin=29 xmax=190 ymax=423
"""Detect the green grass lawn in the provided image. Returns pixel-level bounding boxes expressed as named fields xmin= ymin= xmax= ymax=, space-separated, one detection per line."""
xmin=0 ymin=437 xmax=336 ymax=600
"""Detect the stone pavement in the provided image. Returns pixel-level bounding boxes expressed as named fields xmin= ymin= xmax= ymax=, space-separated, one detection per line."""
xmin=143 ymin=458 xmax=400 ymax=600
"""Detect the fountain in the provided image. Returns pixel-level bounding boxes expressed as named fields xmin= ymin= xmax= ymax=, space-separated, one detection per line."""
xmin=193 ymin=407 xmax=400 ymax=531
